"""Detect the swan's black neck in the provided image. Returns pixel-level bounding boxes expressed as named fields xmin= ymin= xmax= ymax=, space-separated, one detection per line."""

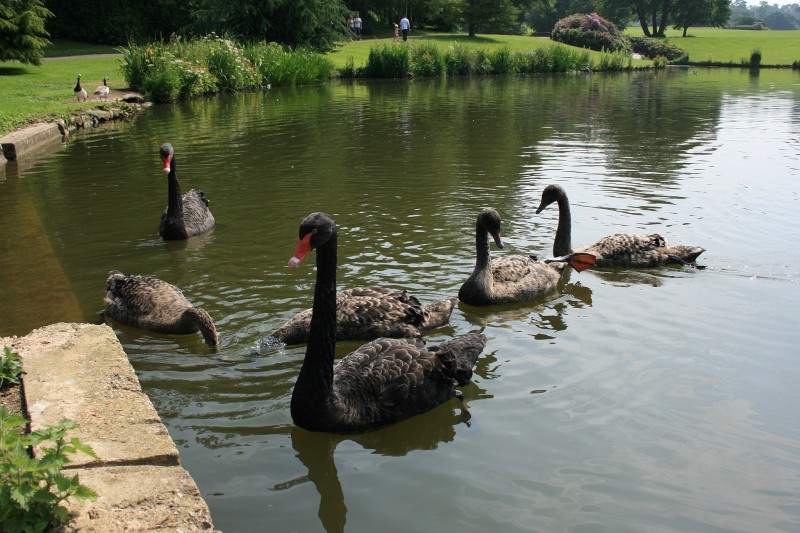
xmin=291 ymin=230 xmax=338 ymax=431
xmin=458 ymin=221 xmax=494 ymax=305
xmin=163 ymin=157 xmax=187 ymax=239
xmin=553 ymin=192 xmax=573 ymax=257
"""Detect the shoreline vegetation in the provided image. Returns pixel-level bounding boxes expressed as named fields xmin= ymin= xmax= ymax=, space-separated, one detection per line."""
xmin=1 ymin=29 xmax=799 ymax=137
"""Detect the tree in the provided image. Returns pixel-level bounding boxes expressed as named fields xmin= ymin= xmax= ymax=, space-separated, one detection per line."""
xmin=673 ymin=0 xmax=731 ymax=37
xmin=191 ymin=0 xmax=351 ymax=51
xmin=0 ymin=0 xmax=53 ymax=66
xmin=598 ymin=0 xmax=727 ymax=37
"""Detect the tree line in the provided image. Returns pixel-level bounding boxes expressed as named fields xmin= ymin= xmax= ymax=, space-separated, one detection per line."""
xmin=3 ymin=0 xmax=797 ymax=66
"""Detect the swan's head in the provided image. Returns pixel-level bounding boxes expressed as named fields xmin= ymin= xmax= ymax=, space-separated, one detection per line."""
xmin=160 ymin=143 xmax=174 ymax=174
xmin=477 ymin=208 xmax=504 ymax=249
xmin=289 ymin=212 xmax=336 ymax=268
xmin=536 ymin=184 xmax=566 ymax=214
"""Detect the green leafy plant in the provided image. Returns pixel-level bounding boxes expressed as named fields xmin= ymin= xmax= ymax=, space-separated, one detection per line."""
xmin=0 ymin=347 xmax=22 ymax=388
xmin=0 ymin=408 xmax=98 ymax=532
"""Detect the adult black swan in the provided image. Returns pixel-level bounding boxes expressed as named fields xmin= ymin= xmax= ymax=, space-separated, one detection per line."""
xmin=158 ymin=143 xmax=215 ymax=240
xmin=536 ymin=184 xmax=705 ymax=267
xmin=458 ymin=208 xmax=595 ymax=306
xmin=287 ymin=212 xmax=487 ymax=433
xmin=104 ymin=270 xmax=219 ymax=350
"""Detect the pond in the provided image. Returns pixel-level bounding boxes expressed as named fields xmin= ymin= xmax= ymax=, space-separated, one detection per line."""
xmin=1 ymin=67 xmax=799 ymax=532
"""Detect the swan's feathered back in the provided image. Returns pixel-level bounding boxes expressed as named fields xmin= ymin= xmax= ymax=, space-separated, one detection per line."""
xmin=268 ymin=287 xmax=456 ymax=345
xmin=104 ymin=270 xmax=218 ymax=349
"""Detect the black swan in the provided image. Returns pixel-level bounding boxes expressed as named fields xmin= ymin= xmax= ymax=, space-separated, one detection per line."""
xmin=458 ymin=208 xmax=595 ymax=306
xmin=94 ymin=77 xmax=109 ymax=101
xmin=536 ymin=184 xmax=705 ymax=267
xmin=73 ymin=74 xmax=87 ymax=102
xmin=266 ymin=287 xmax=456 ymax=346
xmin=104 ymin=270 xmax=218 ymax=350
xmin=287 ymin=212 xmax=488 ymax=433
xmin=158 ymin=143 xmax=216 ymax=240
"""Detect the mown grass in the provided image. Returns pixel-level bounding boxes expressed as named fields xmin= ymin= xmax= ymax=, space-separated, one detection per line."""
xmin=630 ymin=27 xmax=800 ymax=66
xmin=328 ymin=32 xmax=646 ymax=70
xmin=0 ymin=56 xmax=121 ymax=136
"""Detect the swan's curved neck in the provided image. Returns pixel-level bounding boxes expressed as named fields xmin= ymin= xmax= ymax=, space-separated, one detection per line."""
xmin=553 ymin=193 xmax=573 ymax=257
xmin=166 ymin=158 xmax=184 ymax=219
xmin=292 ymin=232 xmax=338 ymax=428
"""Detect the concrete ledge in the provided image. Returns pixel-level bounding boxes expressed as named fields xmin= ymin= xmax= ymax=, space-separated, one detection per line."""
xmin=7 ymin=323 xmax=217 ymax=531
xmin=63 ymin=465 xmax=216 ymax=532
xmin=0 ymin=122 xmax=63 ymax=161
xmin=16 ymin=323 xmax=179 ymax=467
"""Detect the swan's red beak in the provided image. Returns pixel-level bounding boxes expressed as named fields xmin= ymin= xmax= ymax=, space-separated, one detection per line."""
xmin=162 ymin=156 xmax=171 ymax=174
xmin=289 ymin=233 xmax=313 ymax=268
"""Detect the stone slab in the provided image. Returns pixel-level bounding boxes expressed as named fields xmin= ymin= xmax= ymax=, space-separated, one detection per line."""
xmin=62 ymin=465 xmax=217 ymax=532
xmin=14 ymin=323 xmax=180 ymax=467
xmin=0 ymin=122 xmax=63 ymax=161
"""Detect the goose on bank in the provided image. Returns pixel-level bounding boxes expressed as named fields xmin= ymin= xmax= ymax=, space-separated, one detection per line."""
xmin=94 ymin=77 xmax=110 ymax=101
xmin=287 ymin=212 xmax=488 ymax=434
xmin=158 ymin=143 xmax=215 ymax=240
xmin=458 ymin=208 xmax=595 ymax=307
xmin=73 ymin=74 xmax=87 ymax=102
xmin=536 ymin=184 xmax=705 ymax=267
xmin=104 ymin=270 xmax=219 ymax=350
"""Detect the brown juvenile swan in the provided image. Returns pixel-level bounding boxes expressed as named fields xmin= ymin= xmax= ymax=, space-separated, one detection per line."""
xmin=536 ymin=184 xmax=705 ymax=267
xmin=287 ymin=212 xmax=488 ymax=433
xmin=158 ymin=143 xmax=215 ymax=240
xmin=104 ymin=270 xmax=219 ymax=350
xmin=458 ymin=208 xmax=595 ymax=307
xmin=266 ymin=287 xmax=456 ymax=346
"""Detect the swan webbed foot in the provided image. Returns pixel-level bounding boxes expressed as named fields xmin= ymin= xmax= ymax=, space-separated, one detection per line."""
xmin=667 ymin=254 xmax=706 ymax=270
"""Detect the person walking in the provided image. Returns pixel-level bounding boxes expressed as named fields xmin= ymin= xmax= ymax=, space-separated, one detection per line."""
xmin=353 ymin=13 xmax=362 ymax=40
xmin=399 ymin=15 xmax=410 ymax=42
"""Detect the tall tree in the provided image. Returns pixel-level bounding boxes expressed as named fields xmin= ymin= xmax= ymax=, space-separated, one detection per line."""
xmin=599 ymin=0 xmax=728 ymax=37
xmin=191 ymin=0 xmax=351 ymax=51
xmin=0 ymin=0 xmax=53 ymax=66
xmin=673 ymin=0 xmax=731 ymax=36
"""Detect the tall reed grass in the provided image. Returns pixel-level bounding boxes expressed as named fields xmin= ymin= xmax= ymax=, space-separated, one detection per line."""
xmin=119 ymin=34 xmax=335 ymax=103
xmin=348 ymin=42 xmax=615 ymax=79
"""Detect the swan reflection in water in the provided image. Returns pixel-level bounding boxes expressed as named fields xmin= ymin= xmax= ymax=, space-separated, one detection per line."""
xmin=274 ymin=381 xmax=487 ymax=533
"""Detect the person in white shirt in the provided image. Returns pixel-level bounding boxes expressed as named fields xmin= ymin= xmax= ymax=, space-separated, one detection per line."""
xmin=399 ymin=16 xmax=410 ymax=41
xmin=354 ymin=13 xmax=362 ymax=40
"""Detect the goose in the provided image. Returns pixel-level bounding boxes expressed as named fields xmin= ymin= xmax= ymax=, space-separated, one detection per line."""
xmin=265 ymin=287 xmax=457 ymax=346
xmin=158 ymin=143 xmax=215 ymax=240
xmin=535 ymin=184 xmax=705 ymax=267
xmin=73 ymin=74 xmax=87 ymax=102
xmin=287 ymin=212 xmax=488 ymax=433
xmin=104 ymin=270 xmax=219 ymax=350
xmin=94 ymin=77 xmax=110 ymax=101
xmin=458 ymin=208 xmax=595 ymax=307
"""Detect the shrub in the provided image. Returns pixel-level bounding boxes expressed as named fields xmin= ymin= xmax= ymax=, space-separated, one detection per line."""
xmin=749 ymin=48 xmax=762 ymax=66
xmin=552 ymin=13 xmax=630 ymax=54
xmin=445 ymin=43 xmax=476 ymax=76
xmin=487 ymin=46 xmax=516 ymax=75
xmin=411 ymin=43 xmax=446 ymax=78
xmin=364 ymin=44 xmax=411 ymax=78
xmin=652 ymin=55 xmax=668 ymax=68
xmin=594 ymin=49 xmax=632 ymax=71
xmin=627 ymin=36 xmax=687 ymax=62
xmin=0 ymin=409 xmax=99 ymax=531
xmin=0 ymin=347 xmax=22 ymax=388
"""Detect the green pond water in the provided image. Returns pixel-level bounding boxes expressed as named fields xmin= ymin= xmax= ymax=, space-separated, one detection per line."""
xmin=1 ymin=67 xmax=799 ymax=532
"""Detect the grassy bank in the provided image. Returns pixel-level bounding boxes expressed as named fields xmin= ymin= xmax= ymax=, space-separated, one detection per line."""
xmin=631 ymin=27 xmax=800 ymax=66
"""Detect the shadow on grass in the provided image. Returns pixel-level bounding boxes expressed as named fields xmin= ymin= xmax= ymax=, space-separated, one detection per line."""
xmin=0 ymin=66 xmax=28 ymax=76
xmin=413 ymin=34 xmax=504 ymax=45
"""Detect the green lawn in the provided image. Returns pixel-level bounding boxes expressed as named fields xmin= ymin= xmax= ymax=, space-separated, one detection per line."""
xmin=327 ymin=32 xmax=628 ymax=69
xmin=635 ymin=27 xmax=800 ymax=66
